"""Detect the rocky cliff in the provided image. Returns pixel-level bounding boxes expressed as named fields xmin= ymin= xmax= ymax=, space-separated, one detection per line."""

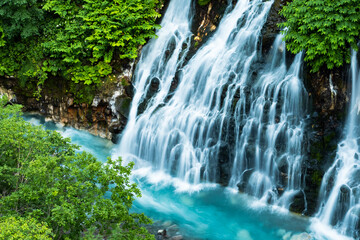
xmin=0 ymin=65 xmax=134 ymax=141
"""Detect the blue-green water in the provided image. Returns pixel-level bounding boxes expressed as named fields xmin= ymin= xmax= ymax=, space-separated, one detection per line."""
xmin=24 ymin=114 xmax=311 ymax=240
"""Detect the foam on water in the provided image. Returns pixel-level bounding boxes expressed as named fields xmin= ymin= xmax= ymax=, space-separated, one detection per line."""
xmin=24 ymin=113 xmax=311 ymax=239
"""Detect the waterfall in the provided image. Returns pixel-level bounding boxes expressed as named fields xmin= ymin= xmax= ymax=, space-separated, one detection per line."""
xmin=113 ymin=0 xmax=308 ymax=209
xmin=312 ymin=51 xmax=360 ymax=240
xmin=114 ymin=0 xmax=273 ymax=183
xmin=114 ymin=0 xmax=193 ymax=163
xmin=228 ymin=35 xmax=308 ymax=208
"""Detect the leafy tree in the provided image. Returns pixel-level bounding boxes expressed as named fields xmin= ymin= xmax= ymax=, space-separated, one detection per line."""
xmin=0 ymin=216 xmax=53 ymax=240
xmin=0 ymin=0 xmax=161 ymax=100
xmin=279 ymin=0 xmax=360 ymax=72
xmin=0 ymin=0 xmax=46 ymax=40
xmin=42 ymin=0 xmax=161 ymax=85
xmin=0 ymin=97 xmax=154 ymax=240
xmin=0 ymin=26 xmax=5 ymax=47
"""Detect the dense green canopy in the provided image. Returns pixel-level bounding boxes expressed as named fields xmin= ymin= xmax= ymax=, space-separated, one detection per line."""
xmin=0 ymin=96 xmax=154 ymax=239
xmin=0 ymin=0 xmax=161 ymax=97
xmin=280 ymin=0 xmax=360 ymax=72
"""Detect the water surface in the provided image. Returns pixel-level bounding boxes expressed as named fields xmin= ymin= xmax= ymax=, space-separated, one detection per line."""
xmin=24 ymin=114 xmax=311 ymax=240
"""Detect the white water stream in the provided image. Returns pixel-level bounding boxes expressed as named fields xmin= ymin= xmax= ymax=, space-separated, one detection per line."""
xmin=18 ymin=0 xmax=359 ymax=238
xmin=228 ymin=35 xmax=308 ymax=208
xmin=311 ymin=51 xmax=360 ymax=240
xmin=113 ymin=0 xmax=308 ymax=209
xmin=23 ymin=114 xmax=310 ymax=240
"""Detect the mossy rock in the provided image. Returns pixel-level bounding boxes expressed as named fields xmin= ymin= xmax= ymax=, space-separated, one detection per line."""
xmin=198 ymin=0 xmax=211 ymax=6
xmin=114 ymin=97 xmax=132 ymax=118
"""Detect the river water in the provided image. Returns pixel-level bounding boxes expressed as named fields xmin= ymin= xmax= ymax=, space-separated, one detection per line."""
xmin=24 ymin=114 xmax=310 ymax=240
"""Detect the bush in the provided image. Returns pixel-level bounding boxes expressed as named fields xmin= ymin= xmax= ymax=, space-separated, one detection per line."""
xmin=279 ymin=0 xmax=360 ymax=72
xmin=0 ymin=216 xmax=53 ymax=240
xmin=0 ymin=96 xmax=154 ymax=240
xmin=0 ymin=0 xmax=161 ymax=95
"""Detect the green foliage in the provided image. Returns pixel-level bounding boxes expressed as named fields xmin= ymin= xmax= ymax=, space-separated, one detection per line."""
xmin=69 ymin=81 xmax=97 ymax=104
xmin=0 ymin=97 xmax=154 ymax=240
xmin=198 ymin=0 xmax=211 ymax=6
xmin=0 ymin=0 xmax=46 ymax=39
xmin=0 ymin=216 xmax=53 ymax=240
xmin=279 ymin=0 xmax=360 ymax=72
xmin=81 ymin=224 xmax=154 ymax=240
xmin=43 ymin=0 xmax=161 ymax=86
xmin=0 ymin=26 xmax=5 ymax=47
xmin=0 ymin=0 xmax=161 ymax=97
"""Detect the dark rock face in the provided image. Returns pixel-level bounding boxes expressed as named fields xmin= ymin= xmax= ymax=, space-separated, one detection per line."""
xmin=259 ymin=0 xmax=350 ymax=217
xmin=261 ymin=0 xmax=290 ymax=55
xmin=289 ymin=191 xmax=306 ymax=213
xmin=302 ymin=66 xmax=349 ymax=215
xmin=187 ymin=0 xmax=233 ymax=60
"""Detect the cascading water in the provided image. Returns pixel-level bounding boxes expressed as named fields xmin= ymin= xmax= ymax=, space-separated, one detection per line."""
xmin=114 ymin=0 xmax=193 ymax=172
xmin=17 ymin=0 xmax=316 ymax=236
xmin=114 ymin=0 xmax=308 ymax=209
xmin=312 ymin=51 xmax=360 ymax=240
xmin=117 ymin=0 xmax=193 ymax=146
xmin=228 ymin=36 xmax=308 ymax=208
xmin=115 ymin=0 xmax=275 ymax=184
xmin=24 ymin=113 xmax=311 ymax=240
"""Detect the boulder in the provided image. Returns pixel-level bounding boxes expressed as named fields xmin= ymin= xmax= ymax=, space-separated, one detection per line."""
xmin=289 ymin=233 xmax=311 ymax=240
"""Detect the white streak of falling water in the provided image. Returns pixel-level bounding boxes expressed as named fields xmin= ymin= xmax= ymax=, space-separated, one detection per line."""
xmin=312 ymin=51 xmax=360 ymax=240
xmin=114 ymin=0 xmax=193 ymax=162
xmin=228 ymin=34 xmax=308 ymax=208
xmin=114 ymin=0 xmax=276 ymax=186
xmin=113 ymin=0 xmax=308 ymax=209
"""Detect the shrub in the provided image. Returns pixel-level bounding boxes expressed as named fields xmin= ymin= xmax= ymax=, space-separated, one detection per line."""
xmin=279 ymin=0 xmax=360 ymax=72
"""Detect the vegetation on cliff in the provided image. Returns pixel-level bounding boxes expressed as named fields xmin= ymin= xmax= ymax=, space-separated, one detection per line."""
xmin=0 ymin=0 xmax=161 ymax=100
xmin=0 ymin=96 xmax=154 ymax=239
xmin=280 ymin=0 xmax=360 ymax=72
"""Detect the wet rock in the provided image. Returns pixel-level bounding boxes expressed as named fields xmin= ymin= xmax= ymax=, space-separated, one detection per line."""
xmin=114 ymin=97 xmax=131 ymax=118
xmin=289 ymin=191 xmax=306 ymax=213
xmin=303 ymin=65 xmax=348 ymax=216
xmin=340 ymin=184 xmax=350 ymax=194
xmin=261 ymin=0 xmax=290 ymax=56
xmin=218 ymin=141 xmax=232 ymax=185
xmin=187 ymin=0 xmax=230 ymax=61
xmin=150 ymin=77 xmax=160 ymax=92
xmin=157 ymin=229 xmax=167 ymax=236
xmin=91 ymin=95 xmax=101 ymax=107
xmin=289 ymin=232 xmax=311 ymax=240
xmin=237 ymin=169 xmax=254 ymax=192
xmin=48 ymin=104 xmax=54 ymax=115
xmin=170 ymin=70 xmax=183 ymax=92
xmin=0 ymin=75 xmax=129 ymax=141
xmin=277 ymin=187 xmax=285 ymax=196
xmin=237 ymin=181 xmax=247 ymax=193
